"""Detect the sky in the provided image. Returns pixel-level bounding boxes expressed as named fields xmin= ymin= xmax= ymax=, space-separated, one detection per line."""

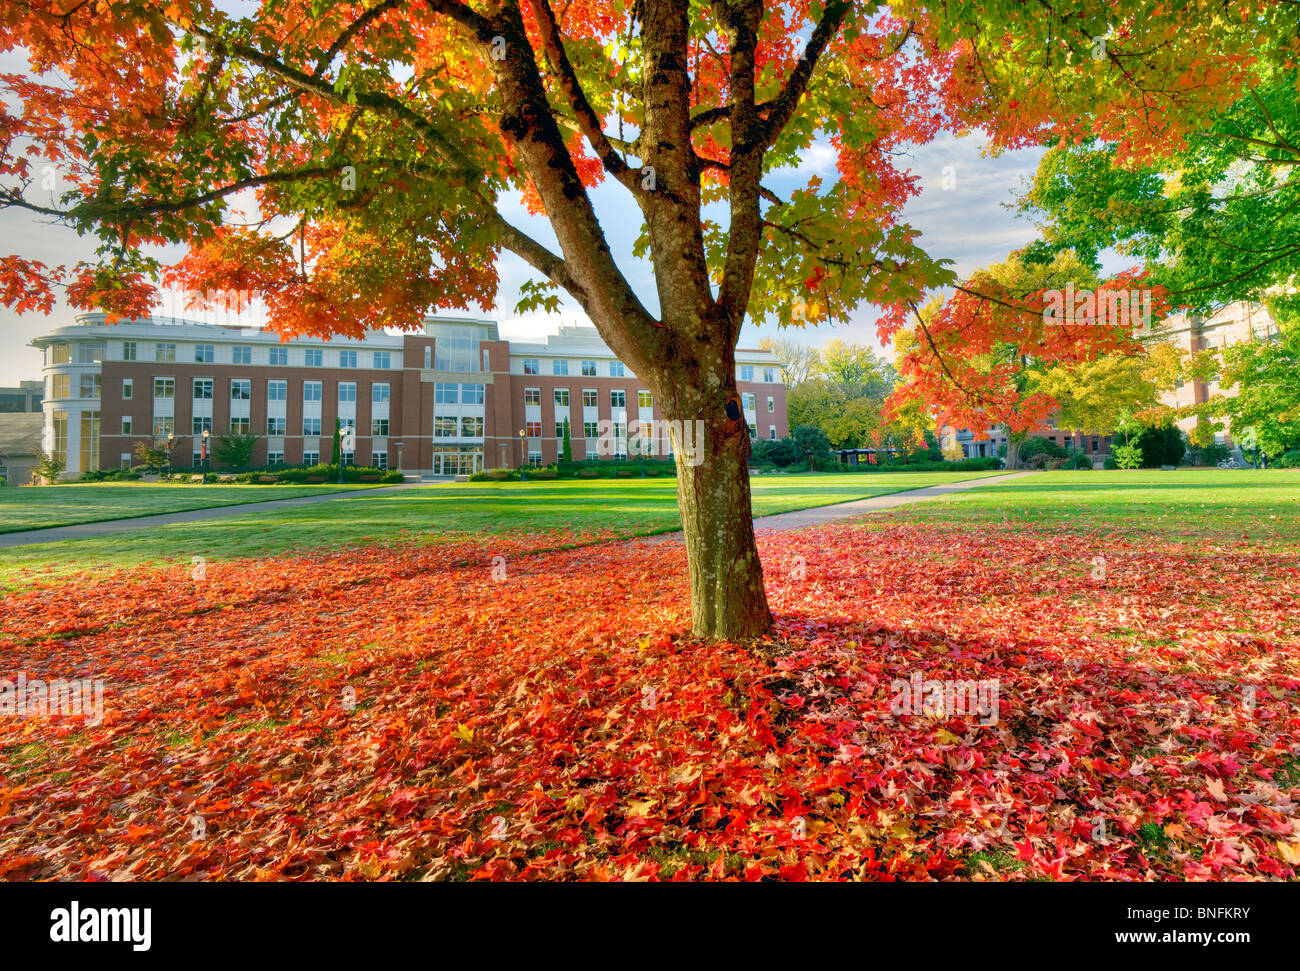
xmin=0 ymin=69 xmax=1050 ymax=386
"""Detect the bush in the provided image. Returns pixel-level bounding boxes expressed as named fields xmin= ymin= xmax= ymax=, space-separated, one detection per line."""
xmin=1131 ymin=423 xmax=1186 ymax=467
xmin=76 ymin=468 xmax=142 ymax=482
xmin=751 ymin=437 xmax=798 ymax=467
xmin=1065 ymin=453 xmax=1094 ymax=469
xmin=1273 ymin=449 xmax=1300 ymax=469
xmin=1103 ymin=456 xmax=1119 ymax=469
xmin=844 ymin=456 xmax=1002 ymax=473
xmin=1112 ymin=443 xmax=1144 ymax=470
xmin=1185 ymin=442 xmax=1231 ymax=467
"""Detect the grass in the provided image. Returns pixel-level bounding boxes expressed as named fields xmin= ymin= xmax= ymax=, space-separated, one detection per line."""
xmin=0 ymin=481 xmax=377 ymax=533
xmin=876 ymin=468 xmax=1300 ymax=546
xmin=0 ymin=471 xmax=1000 ymax=587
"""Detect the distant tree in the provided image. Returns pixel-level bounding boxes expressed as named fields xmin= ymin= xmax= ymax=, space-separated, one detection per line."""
xmin=34 ymin=447 xmax=64 ymax=483
xmin=752 ymin=437 xmax=798 ymax=468
xmin=133 ymin=439 xmax=177 ymax=472
xmin=560 ymin=419 xmax=572 ymax=464
xmin=214 ymin=432 xmax=258 ymax=471
xmin=331 ymin=417 xmax=342 ymax=466
xmin=792 ymin=425 xmax=833 ymax=470
xmin=758 ymin=338 xmax=820 ymax=387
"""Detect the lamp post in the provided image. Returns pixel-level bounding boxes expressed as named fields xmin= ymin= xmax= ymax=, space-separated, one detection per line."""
xmin=518 ymin=428 xmax=527 ymax=481
xmin=200 ymin=429 xmax=210 ymax=484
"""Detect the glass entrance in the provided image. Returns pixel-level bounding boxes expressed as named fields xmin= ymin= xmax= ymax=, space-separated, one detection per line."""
xmin=431 ymin=447 xmax=482 ymax=475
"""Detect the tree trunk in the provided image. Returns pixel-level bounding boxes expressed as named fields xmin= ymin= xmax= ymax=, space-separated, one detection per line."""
xmin=1003 ymin=426 xmax=1023 ymax=470
xmin=672 ymin=419 xmax=772 ymax=640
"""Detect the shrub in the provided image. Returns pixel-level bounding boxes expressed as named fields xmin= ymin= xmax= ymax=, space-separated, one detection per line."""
xmin=1019 ymin=437 xmax=1068 ymax=464
xmin=1103 ymin=456 xmax=1119 ymax=470
xmin=1112 ymin=443 xmax=1144 ymax=469
xmin=1273 ymin=449 xmax=1300 ymax=469
xmin=1065 ymin=453 xmax=1094 ymax=469
xmin=1186 ymin=442 xmax=1232 ymax=466
xmin=1131 ymin=423 xmax=1186 ymax=467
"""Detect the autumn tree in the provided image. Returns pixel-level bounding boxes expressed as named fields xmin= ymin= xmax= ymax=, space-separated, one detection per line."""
xmin=885 ymin=251 xmax=1162 ymax=468
xmin=1 ymin=0 xmax=1291 ymax=637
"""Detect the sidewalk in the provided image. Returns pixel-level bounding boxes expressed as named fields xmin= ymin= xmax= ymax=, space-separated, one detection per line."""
xmin=751 ymin=471 xmax=1038 ymax=532
xmin=0 ymin=481 xmax=428 ymax=549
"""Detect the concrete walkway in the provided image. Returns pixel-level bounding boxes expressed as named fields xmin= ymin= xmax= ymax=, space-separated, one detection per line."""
xmin=751 ymin=470 xmax=1038 ymax=533
xmin=0 ymin=481 xmax=432 ymax=548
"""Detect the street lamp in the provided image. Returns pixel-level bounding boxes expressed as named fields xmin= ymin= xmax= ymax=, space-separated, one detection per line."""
xmin=518 ymin=428 xmax=527 ymax=481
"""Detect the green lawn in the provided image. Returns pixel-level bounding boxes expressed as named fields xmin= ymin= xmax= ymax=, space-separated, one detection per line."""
xmin=0 ymin=482 xmax=378 ymax=533
xmin=876 ymin=468 xmax=1300 ymax=546
xmin=0 ymin=471 xmax=1002 ymax=586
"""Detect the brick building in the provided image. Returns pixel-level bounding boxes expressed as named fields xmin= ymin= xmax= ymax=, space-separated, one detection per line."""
xmin=30 ymin=314 xmax=788 ymax=477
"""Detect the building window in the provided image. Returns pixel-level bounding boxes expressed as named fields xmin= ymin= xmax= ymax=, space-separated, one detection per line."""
xmin=122 ymin=378 xmax=133 ymax=400
xmin=552 ymin=359 xmax=568 ymax=376
xmin=610 ymin=390 xmax=626 ymax=408
xmin=155 ymin=343 xmax=176 ymax=362
xmin=303 ymin=417 xmax=322 ymax=435
xmin=582 ymin=389 xmax=598 ymax=408
xmin=462 ymin=383 xmax=485 ymax=404
xmin=585 ymin=445 xmax=599 ymax=459
xmin=584 ymin=420 xmax=599 ymax=438
xmin=423 ymin=346 xmax=432 ymax=368
xmin=122 ymin=341 xmax=136 ymax=362
xmin=524 ymin=387 xmax=541 ymax=406
xmin=193 ymin=416 xmax=212 ymax=435
xmin=77 ymin=342 xmax=104 ymax=364
xmin=120 ymin=453 xmax=131 ymax=470
xmin=231 ymin=379 xmax=251 ymax=401
xmin=372 ymin=382 xmax=390 ymax=403
xmin=194 ymin=344 xmax=214 ymax=363
xmin=267 ymin=417 xmax=286 ymax=435
xmin=581 ymin=360 xmax=597 ymax=377
xmin=554 ymin=389 xmax=570 ymax=407
xmin=554 ymin=420 xmax=567 ymax=438
xmin=232 ymin=345 xmax=252 ymax=365
xmin=303 ymin=450 xmax=320 ymax=466
xmin=523 ymin=358 xmax=540 ymax=375
xmin=230 ymin=417 xmax=250 ymax=434
xmin=461 ymin=416 xmax=484 ymax=437
xmin=434 ymin=416 xmax=458 ymax=437
xmin=269 ymin=346 xmax=288 ymax=366
xmin=340 ymin=349 xmax=358 ymax=368
xmin=763 ymin=367 xmax=776 ymax=382
xmin=268 ymin=380 xmax=287 ymax=401
xmin=191 ymin=450 xmax=203 ymax=467
xmin=371 ymin=418 xmax=389 ymax=436
xmin=305 ymin=348 xmax=323 ymax=367
xmin=372 ymin=451 xmax=388 ymax=470
xmin=51 ymin=374 xmax=70 ymax=399
xmin=80 ymin=373 xmax=100 ymax=399
xmin=267 ymin=450 xmax=284 ymax=467
xmin=373 ymin=351 xmax=390 ymax=369
xmin=303 ymin=381 xmax=322 ymax=402
xmin=435 ymin=383 xmax=458 ymax=404
xmin=769 ymin=425 xmax=776 ymax=440
xmin=747 ymin=423 xmax=757 ymax=439
xmin=50 ymin=344 xmax=71 ymax=365
xmin=740 ymin=365 xmax=754 ymax=381
xmin=526 ymin=420 xmax=542 ymax=438
xmin=767 ymin=396 xmax=775 ymax=413
xmin=610 ymin=361 xmax=625 ymax=377
xmin=79 ymin=411 xmax=100 ymax=470
xmin=193 ymin=379 xmax=213 ymax=400
xmin=153 ymin=377 xmax=175 ymax=399
xmin=742 ymin=392 xmax=755 ymax=411
xmin=638 ymin=390 xmax=653 ymax=409
xmin=152 ymin=416 xmax=174 ymax=437
xmin=339 ymin=382 xmax=357 ymax=402
xmin=121 ymin=416 xmax=132 ymax=435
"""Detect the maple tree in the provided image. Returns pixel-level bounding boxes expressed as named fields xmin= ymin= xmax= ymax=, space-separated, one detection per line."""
xmin=885 ymin=251 xmax=1161 ymax=468
xmin=1 ymin=0 xmax=1292 ymax=637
